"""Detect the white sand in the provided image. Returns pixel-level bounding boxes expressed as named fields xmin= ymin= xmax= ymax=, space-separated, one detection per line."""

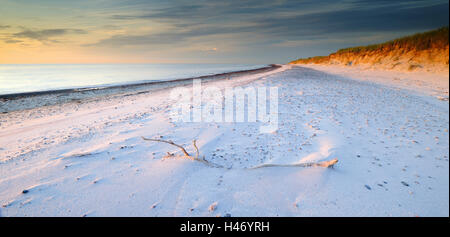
xmin=0 ymin=65 xmax=448 ymax=216
xmin=301 ymin=64 xmax=449 ymax=100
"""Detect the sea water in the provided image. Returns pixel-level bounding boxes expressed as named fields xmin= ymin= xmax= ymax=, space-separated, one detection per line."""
xmin=0 ymin=64 xmax=265 ymax=95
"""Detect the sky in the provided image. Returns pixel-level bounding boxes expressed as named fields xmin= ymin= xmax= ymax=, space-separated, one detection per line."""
xmin=0 ymin=0 xmax=448 ymax=64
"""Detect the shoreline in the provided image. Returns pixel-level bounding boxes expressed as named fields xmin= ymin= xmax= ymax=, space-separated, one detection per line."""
xmin=0 ymin=64 xmax=281 ymax=113
xmin=0 ymin=64 xmax=289 ymax=163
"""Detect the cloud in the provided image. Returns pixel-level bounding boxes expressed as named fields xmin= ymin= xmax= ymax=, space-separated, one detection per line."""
xmin=88 ymin=0 xmax=448 ymax=50
xmin=3 ymin=39 xmax=23 ymax=44
xmin=0 ymin=25 xmax=11 ymax=29
xmin=12 ymin=28 xmax=87 ymax=42
xmin=84 ymin=23 xmax=256 ymax=47
xmin=254 ymin=1 xmax=449 ymax=38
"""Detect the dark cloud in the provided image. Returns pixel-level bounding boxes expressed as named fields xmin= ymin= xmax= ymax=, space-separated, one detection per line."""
xmin=0 ymin=25 xmax=11 ymax=29
xmin=85 ymin=23 xmax=256 ymax=47
xmin=255 ymin=1 xmax=449 ymax=40
xmin=110 ymin=1 xmax=311 ymax=23
xmin=111 ymin=4 xmax=205 ymax=20
xmin=13 ymin=28 xmax=87 ymax=42
xmin=3 ymin=39 xmax=23 ymax=44
xmin=93 ymin=0 xmax=448 ymax=48
xmin=110 ymin=0 xmax=447 ymax=28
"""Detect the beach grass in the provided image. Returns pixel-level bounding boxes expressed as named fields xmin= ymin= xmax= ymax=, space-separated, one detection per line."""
xmin=290 ymin=26 xmax=449 ymax=64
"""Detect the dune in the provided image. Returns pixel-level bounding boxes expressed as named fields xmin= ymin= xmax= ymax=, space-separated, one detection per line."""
xmin=290 ymin=27 xmax=449 ymax=75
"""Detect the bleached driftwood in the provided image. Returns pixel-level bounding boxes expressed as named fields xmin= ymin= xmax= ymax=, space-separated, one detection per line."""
xmin=192 ymin=140 xmax=200 ymax=159
xmin=249 ymin=158 xmax=338 ymax=169
xmin=141 ymin=137 xmax=218 ymax=167
xmin=142 ymin=136 xmax=338 ymax=169
xmin=141 ymin=137 xmax=190 ymax=157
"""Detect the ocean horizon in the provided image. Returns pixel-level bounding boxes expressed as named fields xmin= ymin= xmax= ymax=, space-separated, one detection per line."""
xmin=0 ymin=63 xmax=266 ymax=96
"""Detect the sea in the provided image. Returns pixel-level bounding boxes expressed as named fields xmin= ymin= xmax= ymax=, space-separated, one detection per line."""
xmin=0 ymin=64 xmax=265 ymax=96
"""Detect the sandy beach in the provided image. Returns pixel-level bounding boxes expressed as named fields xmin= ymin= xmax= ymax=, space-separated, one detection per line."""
xmin=0 ymin=65 xmax=448 ymax=217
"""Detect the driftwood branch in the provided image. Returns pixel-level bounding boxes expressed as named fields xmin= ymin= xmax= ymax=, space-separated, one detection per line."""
xmin=193 ymin=140 xmax=200 ymax=159
xmin=142 ymin=136 xmax=338 ymax=169
xmin=249 ymin=158 xmax=338 ymax=169
xmin=141 ymin=137 xmax=190 ymax=157
xmin=142 ymin=136 xmax=224 ymax=167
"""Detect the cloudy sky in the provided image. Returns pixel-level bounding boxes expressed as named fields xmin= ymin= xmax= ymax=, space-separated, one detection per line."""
xmin=0 ymin=0 xmax=448 ymax=64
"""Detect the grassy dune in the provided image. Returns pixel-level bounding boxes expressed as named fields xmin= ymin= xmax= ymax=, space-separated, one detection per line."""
xmin=290 ymin=27 xmax=449 ymax=73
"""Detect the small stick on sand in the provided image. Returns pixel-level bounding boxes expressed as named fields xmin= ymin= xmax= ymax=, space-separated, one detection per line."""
xmin=193 ymin=140 xmax=200 ymax=159
xmin=142 ymin=137 xmax=215 ymax=166
xmin=249 ymin=158 xmax=338 ymax=169
xmin=141 ymin=137 xmax=190 ymax=157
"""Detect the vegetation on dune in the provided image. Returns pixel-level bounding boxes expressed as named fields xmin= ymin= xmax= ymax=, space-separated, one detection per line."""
xmin=337 ymin=27 xmax=449 ymax=53
xmin=290 ymin=56 xmax=328 ymax=64
xmin=290 ymin=26 xmax=449 ymax=65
